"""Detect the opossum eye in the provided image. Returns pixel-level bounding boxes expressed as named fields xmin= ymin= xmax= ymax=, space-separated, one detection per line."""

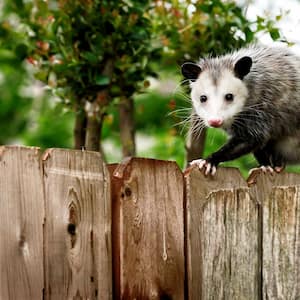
xmin=225 ymin=93 xmax=234 ymax=102
xmin=200 ymin=95 xmax=207 ymax=103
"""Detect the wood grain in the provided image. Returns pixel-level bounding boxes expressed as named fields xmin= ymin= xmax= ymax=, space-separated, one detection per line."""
xmin=43 ymin=148 xmax=112 ymax=299
xmin=0 ymin=146 xmax=44 ymax=299
xmin=2 ymin=145 xmax=300 ymax=299
xmin=185 ymin=167 xmax=260 ymax=300
xmin=107 ymin=163 xmax=121 ymax=300
xmin=252 ymin=171 xmax=300 ymax=300
xmin=112 ymin=158 xmax=185 ymax=299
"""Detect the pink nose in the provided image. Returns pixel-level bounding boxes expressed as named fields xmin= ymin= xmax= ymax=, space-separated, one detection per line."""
xmin=208 ymin=118 xmax=223 ymax=128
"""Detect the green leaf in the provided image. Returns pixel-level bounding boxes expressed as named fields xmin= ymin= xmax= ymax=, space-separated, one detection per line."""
xmin=35 ymin=70 xmax=48 ymax=82
xmin=15 ymin=43 xmax=28 ymax=60
xmin=81 ymin=52 xmax=99 ymax=64
xmin=244 ymin=27 xmax=254 ymax=43
xmin=95 ymin=75 xmax=110 ymax=86
xmin=270 ymin=28 xmax=280 ymax=40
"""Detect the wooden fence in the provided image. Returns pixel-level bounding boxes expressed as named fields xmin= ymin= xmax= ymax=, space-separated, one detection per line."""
xmin=1 ymin=145 xmax=300 ymax=300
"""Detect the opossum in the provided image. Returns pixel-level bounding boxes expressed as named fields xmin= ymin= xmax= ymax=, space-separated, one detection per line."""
xmin=181 ymin=45 xmax=300 ymax=175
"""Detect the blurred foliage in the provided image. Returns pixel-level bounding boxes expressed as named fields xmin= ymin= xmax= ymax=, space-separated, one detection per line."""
xmin=3 ymin=0 xmax=161 ymax=151
xmin=152 ymin=0 xmax=284 ymax=63
xmin=0 ymin=5 xmax=33 ymax=144
xmin=0 ymin=0 xmax=291 ymax=175
xmin=0 ymin=67 xmax=32 ymax=144
xmin=22 ymin=95 xmax=73 ymax=149
xmin=11 ymin=0 xmax=158 ymax=108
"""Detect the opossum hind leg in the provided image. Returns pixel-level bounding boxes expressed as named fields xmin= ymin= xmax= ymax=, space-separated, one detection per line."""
xmin=253 ymin=147 xmax=285 ymax=174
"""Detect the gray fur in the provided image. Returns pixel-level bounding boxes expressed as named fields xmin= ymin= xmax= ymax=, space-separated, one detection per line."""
xmin=193 ymin=45 xmax=300 ymax=166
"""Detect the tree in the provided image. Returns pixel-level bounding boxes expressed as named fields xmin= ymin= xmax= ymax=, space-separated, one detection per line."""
xmin=11 ymin=0 xmax=158 ymax=155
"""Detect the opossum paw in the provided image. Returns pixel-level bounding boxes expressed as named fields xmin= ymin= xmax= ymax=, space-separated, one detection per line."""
xmin=190 ymin=159 xmax=217 ymax=176
xmin=249 ymin=165 xmax=274 ymax=175
xmin=274 ymin=166 xmax=285 ymax=173
xmin=249 ymin=165 xmax=284 ymax=176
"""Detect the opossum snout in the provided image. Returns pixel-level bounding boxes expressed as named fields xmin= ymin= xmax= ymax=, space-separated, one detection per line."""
xmin=208 ymin=118 xmax=223 ymax=128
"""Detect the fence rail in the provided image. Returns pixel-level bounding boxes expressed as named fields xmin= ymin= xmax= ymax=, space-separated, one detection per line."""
xmin=1 ymin=145 xmax=300 ymax=299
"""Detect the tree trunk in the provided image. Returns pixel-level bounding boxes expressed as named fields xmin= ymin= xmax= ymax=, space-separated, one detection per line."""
xmin=74 ymin=60 xmax=113 ymax=154
xmin=119 ymin=97 xmax=136 ymax=157
xmin=85 ymin=114 xmax=102 ymax=152
xmin=74 ymin=108 xmax=87 ymax=149
xmin=186 ymin=116 xmax=207 ymax=164
xmin=84 ymin=99 xmax=106 ymax=154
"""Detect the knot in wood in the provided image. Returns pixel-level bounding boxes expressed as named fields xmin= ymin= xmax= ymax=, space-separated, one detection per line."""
xmin=124 ymin=186 xmax=132 ymax=197
xmin=67 ymin=223 xmax=76 ymax=236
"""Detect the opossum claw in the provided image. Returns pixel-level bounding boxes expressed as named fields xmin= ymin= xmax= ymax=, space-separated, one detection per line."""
xmin=274 ymin=166 xmax=285 ymax=173
xmin=190 ymin=158 xmax=206 ymax=169
xmin=190 ymin=159 xmax=217 ymax=176
xmin=211 ymin=165 xmax=217 ymax=176
xmin=260 ymin=165 xmax=275 ymax=175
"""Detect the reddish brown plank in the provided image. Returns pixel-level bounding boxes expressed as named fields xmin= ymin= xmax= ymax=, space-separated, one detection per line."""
xmin=0 ymin=146 xmax=44 ymax=299
xmin=43 ymin=148 xmax=112 ymax=299
xmin=112 ymin=158 xmax=185 ymax=299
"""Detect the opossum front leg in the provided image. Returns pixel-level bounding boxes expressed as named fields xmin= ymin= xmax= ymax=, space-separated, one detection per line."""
xmin=191 ymin=137 xmax=257 ymax=175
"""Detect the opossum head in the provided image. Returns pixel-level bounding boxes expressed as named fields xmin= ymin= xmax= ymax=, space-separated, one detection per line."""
xmin=181 ymin=56 xmax=252 ymax=129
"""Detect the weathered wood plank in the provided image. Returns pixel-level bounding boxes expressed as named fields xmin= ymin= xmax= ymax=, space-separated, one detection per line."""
xmin=112 ymin=158 xmax=185 ymax=299
xmin=185 ymin=167 xmax=260 ymax=300
xmin=251 ymin=171 xmax=300 ymax=300
xmin=43 ymin=148 xmax=112 ymax=299
xmin=107 ymin=163 xmax=121 ymax=300
xmin=0 ymin=146 xmax=44 ymax=299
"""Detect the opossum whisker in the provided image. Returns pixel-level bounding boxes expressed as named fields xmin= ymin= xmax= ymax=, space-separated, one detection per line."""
xmin=172 ymin=93 xmax=192 ymax=104
xmin=173 ymin=81 xmax=190 ymax=93
xmin=182 ymin=117 xmax=202 ymax=137
xmin=189 ymin=123 xmax=206 ymax=141
xmin=178 ymin=79 xmax=192 ymax=86
xmin=188 ymin=116 xmax=205 ymax=138
xmin=173 ymin=117 xmax=193 ymax=128
xmin=173 ymin=114 xmax=197 ymax=135
xmin=168 ymin=107 xmax=192 ymax=118
xmin=207 ymin=129 xmax=217 ymax=146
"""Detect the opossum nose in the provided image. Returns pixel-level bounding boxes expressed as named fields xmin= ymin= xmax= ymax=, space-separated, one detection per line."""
xmin=208 ymin=118 xmax=223 ymax=128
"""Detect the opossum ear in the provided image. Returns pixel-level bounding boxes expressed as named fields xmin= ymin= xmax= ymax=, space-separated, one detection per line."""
xmin=234 ymin=56 xmax=252 ymax=79
xmin=181 ymin=62 xmax=202 ymax=81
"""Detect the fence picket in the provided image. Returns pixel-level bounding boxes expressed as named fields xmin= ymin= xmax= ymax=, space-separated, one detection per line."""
xmin=43 ymin=148 xmax=112 ymax=299
xmin=0 ymin=146 xmax=44 ymax=299
xmin=252 ymin=172 xmax=300 ymax=300
xmin=185 ymin=167 xmax=260 ymax=300
xmin=111 ymin=158 xmax=185 ymax=299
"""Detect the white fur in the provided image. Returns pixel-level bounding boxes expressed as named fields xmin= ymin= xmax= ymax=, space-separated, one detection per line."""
xmin=190 ymin=69 xmax=248 ymax=128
